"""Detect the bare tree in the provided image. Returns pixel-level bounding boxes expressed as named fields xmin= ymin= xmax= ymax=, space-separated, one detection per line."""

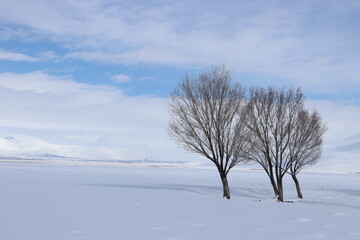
xmin=288 ymin=109 xmax=327 ymax=198
xmin=242 ymin=87 xmax=305 ymax=202
xmin=168 ymin=66 xmax=248 ymax=199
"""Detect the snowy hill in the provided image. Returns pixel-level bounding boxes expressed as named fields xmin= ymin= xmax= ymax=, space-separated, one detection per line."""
xmin=0 ymin=131 xmax=66 ymax=159
xmin=0 ymin=131 xmax=94 ymax=161
xmin=0 ymin=131 xmax=190 ymax=165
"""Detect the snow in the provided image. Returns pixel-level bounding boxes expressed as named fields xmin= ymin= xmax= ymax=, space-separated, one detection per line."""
xmin=0 ymin=162 xmax=359 ymax=240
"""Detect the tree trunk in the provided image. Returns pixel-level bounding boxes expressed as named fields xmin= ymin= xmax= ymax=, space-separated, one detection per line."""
xmin=269 ymin=175 xmax=279 ymax=197
xmin=220 ymin=173 xmax=231 ymax=199
xmin=277 ymin=178 xmax=284 ymax=202
xmin=291 ymin=174 xmax=303 ymax=199
xmin=267 ymin=163 xmax=279 ymax=197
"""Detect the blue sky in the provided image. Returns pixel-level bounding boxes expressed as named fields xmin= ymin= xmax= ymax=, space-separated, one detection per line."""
xmin=0 ymin=0 xmax=359 ymax=162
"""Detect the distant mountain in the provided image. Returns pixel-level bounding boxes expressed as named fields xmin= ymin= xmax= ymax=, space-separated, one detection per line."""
xmin=0 ymin=153 xmax=77 ymax=161
xmin=0 ymin=132 xmax=79 ymax=161
xmin=0 ymin=131 xmax=164 ymax=162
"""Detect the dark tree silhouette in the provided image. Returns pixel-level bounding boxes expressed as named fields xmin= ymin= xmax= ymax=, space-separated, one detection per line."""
xmin=288 ymin=109 xmax=327 ymax=198
xmin=169 ymin=66 xmax=248 ymax=199
xmin=242 ymin=87 xmax=306 ymax=202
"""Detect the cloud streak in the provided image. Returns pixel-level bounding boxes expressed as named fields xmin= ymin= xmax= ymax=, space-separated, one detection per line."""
xmin=0 ymin=49 xmax=38 ymax=62
xmin=111 ymin=74 xmax=131 ymax=83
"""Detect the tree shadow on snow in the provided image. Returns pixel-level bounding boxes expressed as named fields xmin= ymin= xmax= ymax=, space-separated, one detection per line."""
xmin=79 ymin=183 xmax=272 ymax=199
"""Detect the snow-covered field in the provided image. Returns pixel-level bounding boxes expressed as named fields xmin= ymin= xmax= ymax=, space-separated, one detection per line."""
xmin=0 ymin=162 xmax=359 ymax=240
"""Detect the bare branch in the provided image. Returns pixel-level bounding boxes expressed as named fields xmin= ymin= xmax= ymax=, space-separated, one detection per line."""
xmin=168 ymin=65 xmax=248 ymax=199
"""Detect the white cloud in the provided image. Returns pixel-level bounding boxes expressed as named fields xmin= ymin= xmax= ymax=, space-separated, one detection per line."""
xmin=0 ymin=49 xmax=38 ymax=62
xmin=0 ymin=71 xmax=117 ymax=95
xmin=309 ymin=100 xmax=360 ymax=143
xmin=111 ymin=74 xmax=131 ymax=83
xmin=0 ymin=26 xmax=37 ymax=41
xmin=0 ymin=71 xmax=194 ymax=161
xmin=305 ymin=99 xmax=360 ymax=169
xmin=0 ymin=0 xmax=353 ymax=95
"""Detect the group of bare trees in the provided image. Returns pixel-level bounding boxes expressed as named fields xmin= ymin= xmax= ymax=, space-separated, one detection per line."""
xmin=169 ymin=66 xmax=327 ymax=201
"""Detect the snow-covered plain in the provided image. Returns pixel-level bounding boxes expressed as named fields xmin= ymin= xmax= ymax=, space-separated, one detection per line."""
xmin=0 ymin=162 xmax=359 ymax=240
